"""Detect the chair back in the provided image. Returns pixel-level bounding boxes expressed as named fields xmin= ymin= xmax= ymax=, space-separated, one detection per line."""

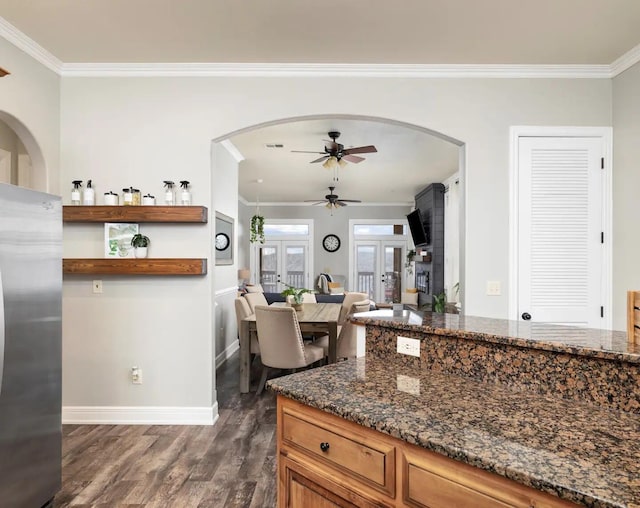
xmin=255 ymin=306 xmax=309 ymax=369
xmin=339 ymin=292 xmax=369 ymax=323
xmin=244 ymin=292 xmax=268 ymax=313
xmin=337 ymin=299 xmax=371 ymax=359
xmin=235 ymin=297 xmax=260 ymax=354
xmin=234 ymin=297 xmax=252 ymax=328
xmin=627 ymin=291 xmax=640 ymax=345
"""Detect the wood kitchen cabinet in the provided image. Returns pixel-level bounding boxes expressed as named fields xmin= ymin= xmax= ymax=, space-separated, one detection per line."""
xmin=277 ymin=396 xmax=580 ymax=508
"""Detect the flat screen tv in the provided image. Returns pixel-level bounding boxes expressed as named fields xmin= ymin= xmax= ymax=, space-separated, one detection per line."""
xmin=407 ymin=209 xmax=430 ymax=247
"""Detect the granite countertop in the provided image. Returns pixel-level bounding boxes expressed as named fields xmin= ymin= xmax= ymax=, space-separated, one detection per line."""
xmin=268 ymin=358 xmax=640 ymax=508
xmin=352 ymin=310 xmax=640 ymax=363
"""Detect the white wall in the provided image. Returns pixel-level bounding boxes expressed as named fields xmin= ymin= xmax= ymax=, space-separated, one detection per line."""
xmin=212 ymin=143 xmax=240 ymax=370
xmin=58 ymin=75 xmax=612 ymax=418
xmin=0 ymin=37 xmax=60 ymax=194
xmin=613 ymin=61 xmax=640 ymax=329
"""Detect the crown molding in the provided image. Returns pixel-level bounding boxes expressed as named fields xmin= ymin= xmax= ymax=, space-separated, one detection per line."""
xmin=1 ymin=15 xmax=635 ymax=79
xmin=610 ymin=42 xmax=640 ymax=77
xmin=59 ymin=62 xmax=613 ymax=79
xmin=238 ymin=195 xmax=250 ymax=206
xmin=0 ymin=17 xmax=62 ymax=74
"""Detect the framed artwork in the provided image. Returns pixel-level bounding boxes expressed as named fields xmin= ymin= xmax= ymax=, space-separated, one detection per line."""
xmin=105 ymin=223 xmax=139 ymax=258
xmin=215 ymin=211 xmax=234 ymax=265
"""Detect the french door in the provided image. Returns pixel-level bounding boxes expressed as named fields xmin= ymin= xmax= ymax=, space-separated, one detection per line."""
xmin=252 ymin=240 xmax=310 ymax=293
xmin=515 ymin=134 xmax=607 ymax=328
xmin=354 ymin=240 xmax=405 ymax=304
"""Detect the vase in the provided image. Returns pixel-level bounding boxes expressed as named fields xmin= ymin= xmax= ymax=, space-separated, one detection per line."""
xmin=134 ymin=246 xmax=148 ymax=258
xmin=292 ymin=303 xmax=303 ymax=311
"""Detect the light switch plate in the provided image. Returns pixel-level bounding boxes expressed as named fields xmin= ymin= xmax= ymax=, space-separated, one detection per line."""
xmin=486 ymin=280 xmax=501 ymax=296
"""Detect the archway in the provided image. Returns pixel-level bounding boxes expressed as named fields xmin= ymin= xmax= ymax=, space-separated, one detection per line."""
xmin=0 ymin=111 xmax=48 ymax=192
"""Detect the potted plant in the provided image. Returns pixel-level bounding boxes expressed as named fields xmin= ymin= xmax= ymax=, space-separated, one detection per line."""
xmin=250 ymin=214 xmax=265 ymax=244
xmin=432 ymin=291 xmax=447 ymax=313
xmin=281 ymin=283 xmax=313 ymax=310
xmin=131 ymin=233 xmax=150 ymax=258
xmin=405 ymin=249 xmax=416 ymax=275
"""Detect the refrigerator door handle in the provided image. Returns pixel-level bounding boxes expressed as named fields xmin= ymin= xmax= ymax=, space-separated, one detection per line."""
xmin=0 ymin=267 xmax=4 ymax=396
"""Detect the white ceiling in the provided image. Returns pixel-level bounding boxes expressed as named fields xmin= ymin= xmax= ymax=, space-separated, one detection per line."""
xmin=0 ymin=0 xmax=639 ymax=65
xmin=2 ymin=1 xmax=638 ymax=204
xmin=230 ymin=118 xmax=459 ymax=204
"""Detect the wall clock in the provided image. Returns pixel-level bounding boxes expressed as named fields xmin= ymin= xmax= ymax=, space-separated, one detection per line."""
xmin=322 ymin=234 xmax=341 ymax=252
xmin=215 ymin=232 xmax=230 ymax=251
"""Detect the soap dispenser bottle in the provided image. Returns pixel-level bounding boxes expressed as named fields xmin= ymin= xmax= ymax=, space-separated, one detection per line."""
xmin=71 ymin=180 xmax=83 ymax=205
xmin=163 ymin=180 xmax=175 ymax=205
xmin=82 ymin=179 xmax=95 ymax=205
xmin=179 ymin=180 xmax=191 ymax=205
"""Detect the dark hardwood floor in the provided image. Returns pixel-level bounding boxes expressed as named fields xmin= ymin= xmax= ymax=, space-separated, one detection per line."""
xmin=55 ymin=353 xmax=277 ymax=507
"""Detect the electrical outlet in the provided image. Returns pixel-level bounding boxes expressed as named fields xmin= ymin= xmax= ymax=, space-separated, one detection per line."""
xmin=131 ymin=366 xmax=142 ymax=384
xmin=486 ymin=280 xmax=501 ymax=296
xmin=397 ymin=336 xmax=420 ymax=357
xmin=92 ymin=280 xmax=103 ymax=294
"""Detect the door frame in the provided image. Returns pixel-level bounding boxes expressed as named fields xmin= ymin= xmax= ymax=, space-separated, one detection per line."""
xmin=249 ymin=218 xmax=314 ymax=289
xmin=508 ymin=126 xmax=612 ymax=328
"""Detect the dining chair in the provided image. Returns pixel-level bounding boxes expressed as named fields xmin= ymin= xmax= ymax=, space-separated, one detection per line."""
xmin=627 ymin=290 xmax=640 ymax=345
xmin=254 ymin=305 xmax=325 ymax=395
xmin=339 ymin=292 xmax=369 ymax=323
xmin=244 ymin=292 xmax=268 ymax=313
xmin=234 ymin=297 xmax=259 ymax=356
xmin=337 ymin=299 xmax=371 ymax=359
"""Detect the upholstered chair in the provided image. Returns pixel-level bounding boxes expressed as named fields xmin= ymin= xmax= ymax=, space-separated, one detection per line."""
xmin=254 ymin=306 xmax=324 ymax=394
xmin=338 ymin=292 xmax=369 ymax=323
xmin=336 ymin=299 xmax=371 ymax=359
xmin=234 ymin=297 xmax=259 ymax=356
xmin=244 ymin=292 xmax=268 ymax=313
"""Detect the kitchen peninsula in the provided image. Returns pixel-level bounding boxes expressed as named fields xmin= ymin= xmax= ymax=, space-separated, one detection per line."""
xmin=268 ymin=309 xmax=640 ymax=508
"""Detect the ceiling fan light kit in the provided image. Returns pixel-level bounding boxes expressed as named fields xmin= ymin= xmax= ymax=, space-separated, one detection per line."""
xmin=292 ymin=131 xmax=378 ymax=167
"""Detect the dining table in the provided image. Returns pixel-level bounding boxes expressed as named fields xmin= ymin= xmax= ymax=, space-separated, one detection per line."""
xmin=239 ymin=302 xmax=341 ymax=393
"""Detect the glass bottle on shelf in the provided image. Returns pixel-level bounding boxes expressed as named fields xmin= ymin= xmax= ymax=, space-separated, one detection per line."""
xmin=163 ymin=180 xmax=175 ymax=205
xmin=82 ymin=180 xmax=95 ymax=205
xmin=179 ymin=180 xmax=191 ymax=205
xmin=71 ymin=180 xmax=82 ymax=205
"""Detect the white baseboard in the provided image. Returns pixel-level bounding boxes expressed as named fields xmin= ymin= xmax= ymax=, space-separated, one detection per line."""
xmin=215 ymin=339 xmax=239 ymax=369
xmin=62 ymin=403 xmax=219 ymax=425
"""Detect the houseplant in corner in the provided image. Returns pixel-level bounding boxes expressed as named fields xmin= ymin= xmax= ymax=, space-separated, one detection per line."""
xmin=131 ymin=233 xmax=150 ymax=258
xmin=281 ymin=283 xmax=313 ymax=311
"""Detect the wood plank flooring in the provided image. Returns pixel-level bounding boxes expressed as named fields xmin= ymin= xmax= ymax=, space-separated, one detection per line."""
xmin=55 ymin=354 xmax=277 ymax=507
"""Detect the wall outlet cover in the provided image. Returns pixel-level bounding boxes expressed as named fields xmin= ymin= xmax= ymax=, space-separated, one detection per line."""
xmin=397 ymin=336 xmax=420 ymax=357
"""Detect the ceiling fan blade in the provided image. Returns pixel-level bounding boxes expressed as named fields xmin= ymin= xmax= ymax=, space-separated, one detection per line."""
xmin=337 ymin=199 xmax=361 ymax=203
xmin=310 ymin=155 xmax=330 ymax=164
xmin=342 ymin=154 xmax=365 ymax=164
xmin=335 ymin=201 xmax=348 ymax=207
xmin=343 ymin=145 xmax=377 ymax=155
xmin=291 ymin=150 xmax=325 ymax=154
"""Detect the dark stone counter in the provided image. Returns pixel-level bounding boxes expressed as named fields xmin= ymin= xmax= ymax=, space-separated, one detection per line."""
xmin=268 ymin=312 xmax=640 ymax=507
xmin=268 ymin=357 xmax=640 ymax=508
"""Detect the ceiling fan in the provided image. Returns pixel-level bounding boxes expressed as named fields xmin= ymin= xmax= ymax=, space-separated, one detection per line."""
xmin=305 ymin=186 xmax=362 ymax=209
xmin=292 ymin=131 xmax=377 ymax=168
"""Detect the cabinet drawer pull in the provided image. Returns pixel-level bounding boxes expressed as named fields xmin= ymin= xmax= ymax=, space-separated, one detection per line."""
xmin=320 ymin=442 xmax=330 ymax=452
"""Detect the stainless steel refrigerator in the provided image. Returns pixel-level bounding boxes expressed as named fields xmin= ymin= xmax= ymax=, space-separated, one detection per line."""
xmin=0 ymin=183 xmax=62 ymax=507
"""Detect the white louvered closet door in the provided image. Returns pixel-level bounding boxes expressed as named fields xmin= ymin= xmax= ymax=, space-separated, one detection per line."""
xmin=518 ymin=137 xmax=603 ymax=327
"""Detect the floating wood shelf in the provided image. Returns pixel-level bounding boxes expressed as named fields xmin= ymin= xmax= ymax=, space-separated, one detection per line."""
xmin=63 ymin=258 xmax=207 ymax=276
xmin=63 ymin=206 xmax=208 ymax=223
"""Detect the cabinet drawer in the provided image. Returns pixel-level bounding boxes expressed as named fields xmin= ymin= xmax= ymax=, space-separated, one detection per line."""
xmin=281 ymin=406 xmax=395 ymax=496
xmin=402 ymin=449 xmax=580 ymax=508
